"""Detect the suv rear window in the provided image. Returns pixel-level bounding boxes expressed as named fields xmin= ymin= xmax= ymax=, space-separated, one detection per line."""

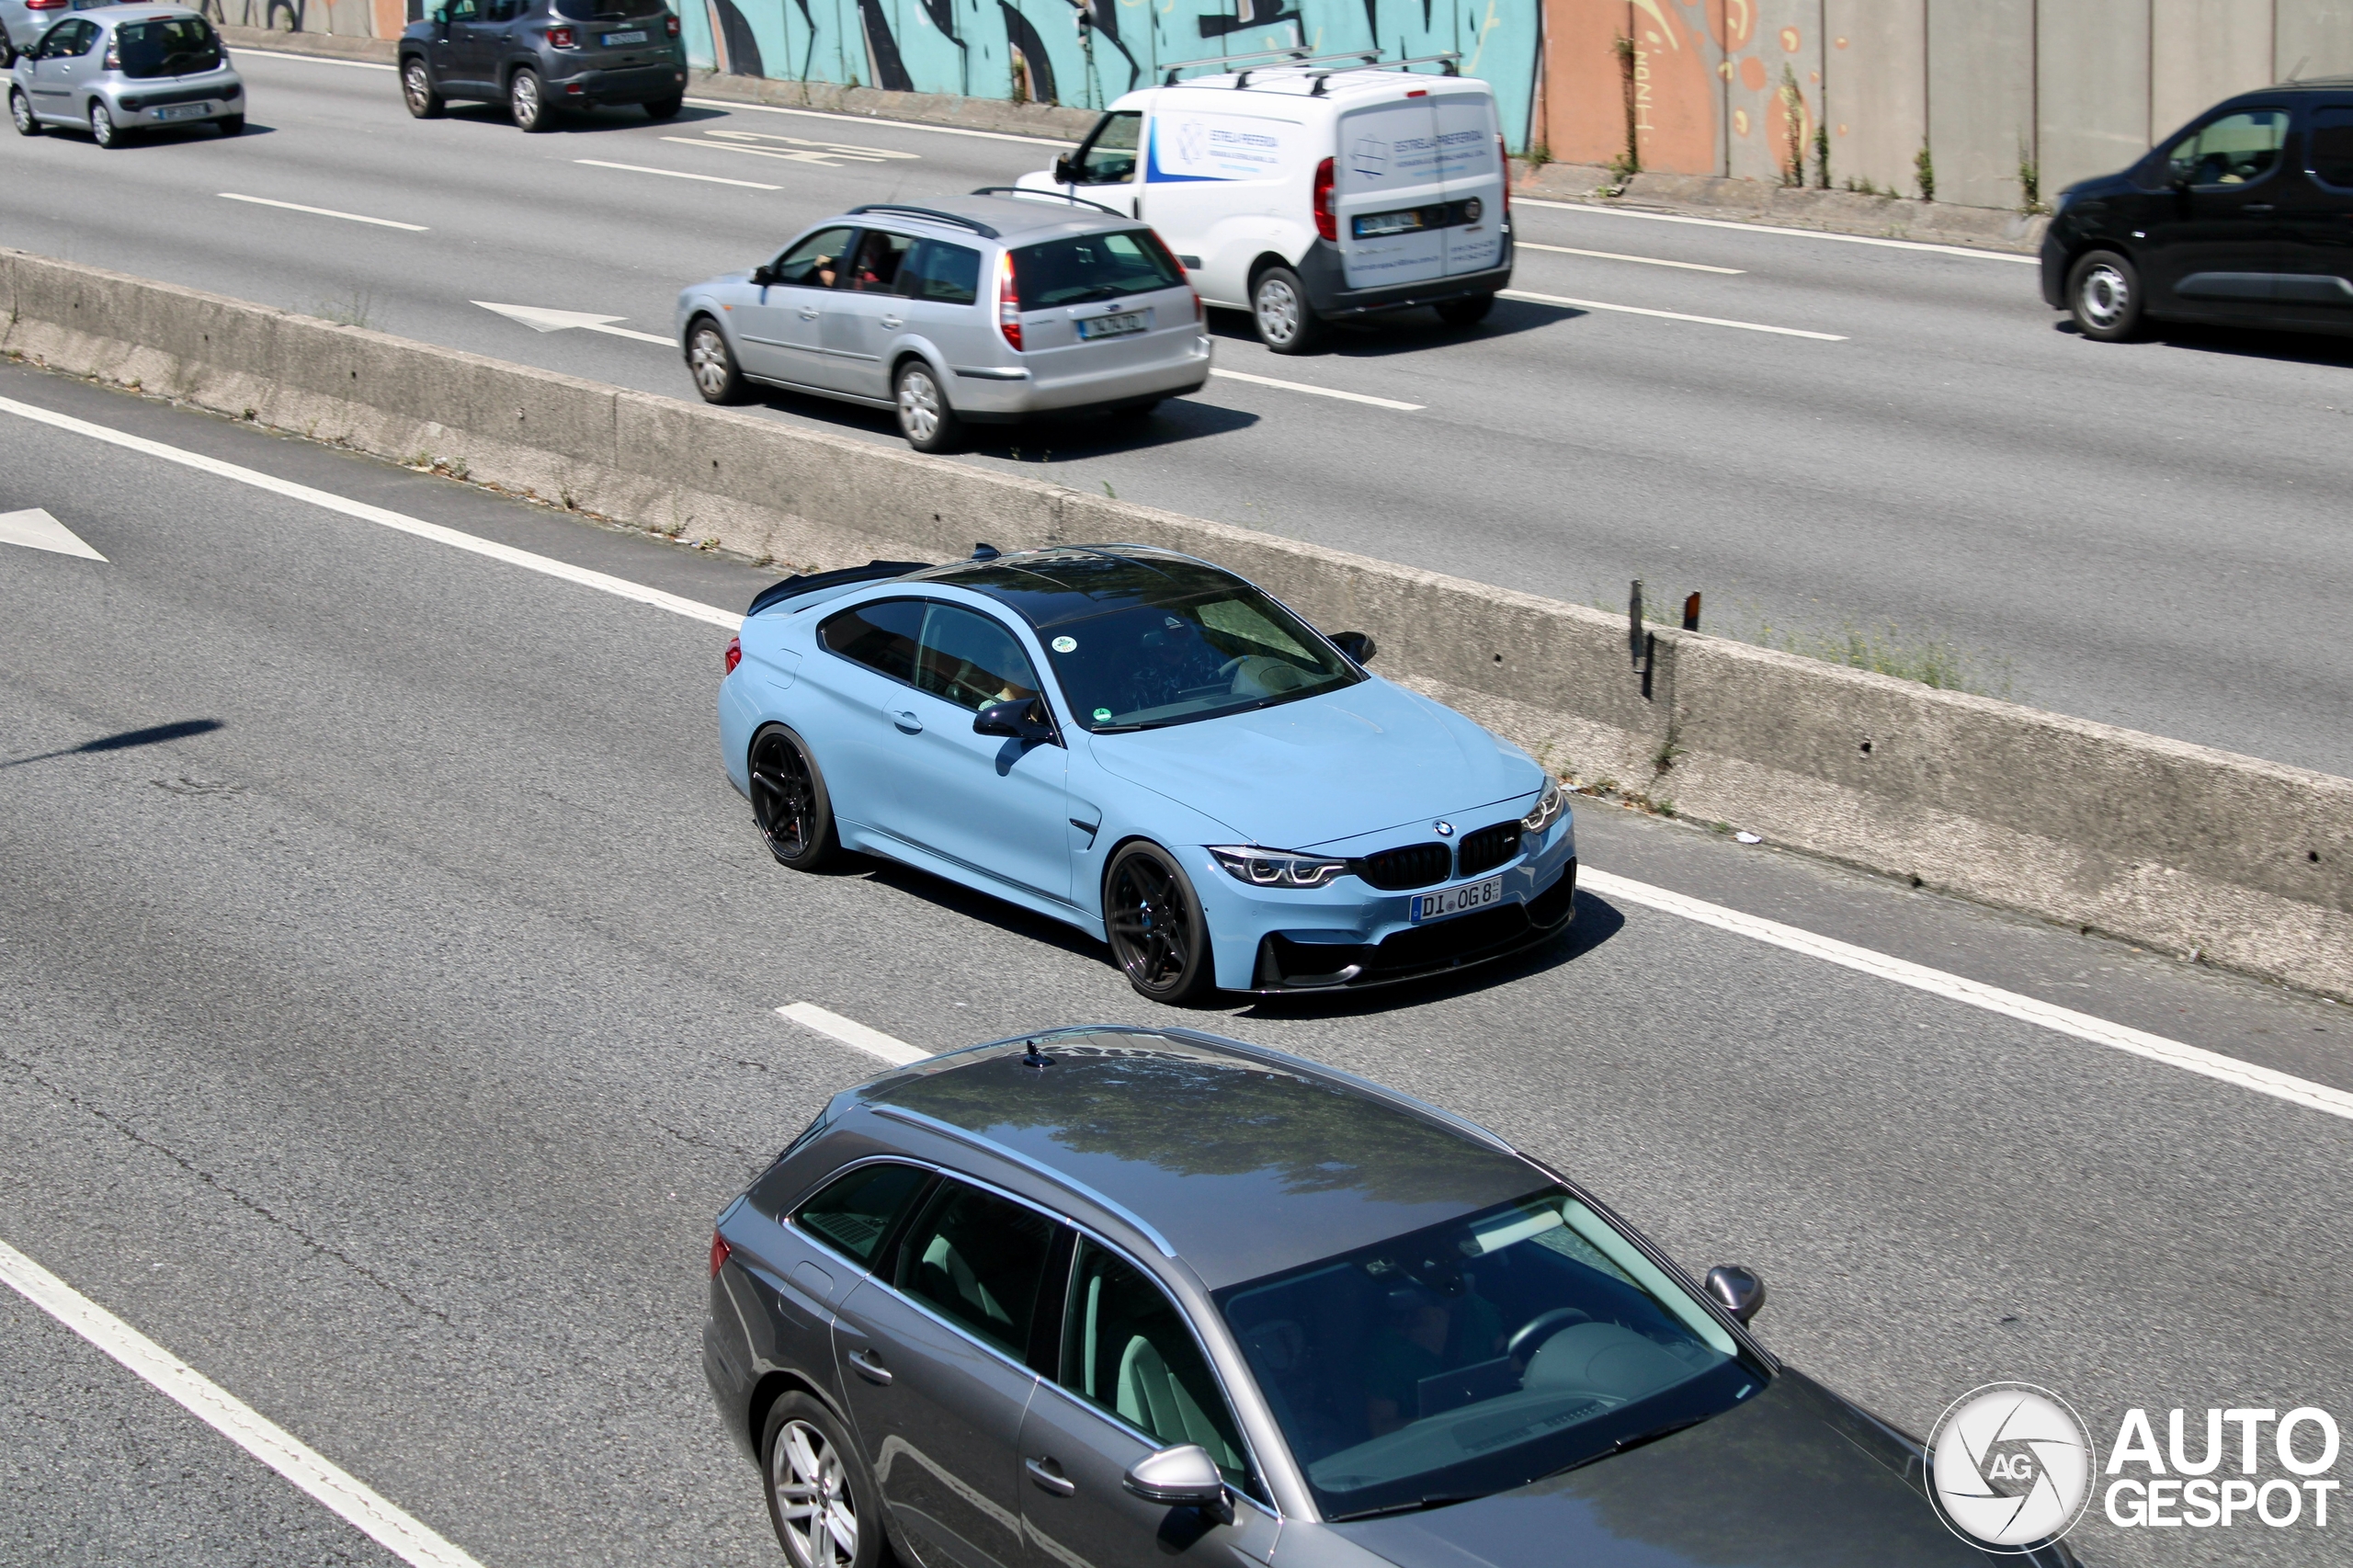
xmin=1011 ymin=230 xmax=1183 ymax=310
xmin=552 ymin=0 xmax=671 ymax=19
xmin=114 ymin=16 xmax=220 ymax=77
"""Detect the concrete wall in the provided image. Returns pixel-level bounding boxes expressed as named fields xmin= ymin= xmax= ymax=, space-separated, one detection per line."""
xmin=1927 ymin=0 xmax=2035 ymax=210
xmin=4 ymin=249 xmax=2347 ymax=996
xmin=1824 ymin=0 xmax=1923 ymax=196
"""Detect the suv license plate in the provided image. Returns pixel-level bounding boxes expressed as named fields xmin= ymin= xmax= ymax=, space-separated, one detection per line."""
xmin=1078 ymin=310 xmax=1149 ymax=340
xmin=600 ymin=28 xmax=647 ymax=42
xmin=154 ymin=103 xmax=209 ymax=120
xmin=1410 ymin=876 xmax=1503 ymax=924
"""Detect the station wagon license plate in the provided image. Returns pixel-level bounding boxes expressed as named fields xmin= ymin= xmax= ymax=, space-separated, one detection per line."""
xmin=1410 ymin=875 xmax=1502 ymax=924
xmin=1077 ymin=309 xmax=1149 ymax=340
xmin=600 ymin=28 xmax=647 ymax=43
xmin=154 ymin=103 xmax=210 ymax=120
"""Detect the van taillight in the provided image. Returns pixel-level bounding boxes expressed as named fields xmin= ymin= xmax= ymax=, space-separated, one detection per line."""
xmin=1498 ymin=135 xmax=1510 ymax=221
xmin=724 ymin=635 xmax=742 ymax=674
xmin=995 ymin=250 xmax=1023 ymax=350
xmin=1313 ymin=156 xmax=1336 ymax=243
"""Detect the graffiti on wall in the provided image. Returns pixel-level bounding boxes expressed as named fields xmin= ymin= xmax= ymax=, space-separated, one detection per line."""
xmin=683 ymin=0 xmax=1542 ymax=146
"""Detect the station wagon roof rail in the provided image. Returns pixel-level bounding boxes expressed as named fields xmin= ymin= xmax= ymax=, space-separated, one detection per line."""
xmin=867 ymin=1098 xmax=1185 ymax=1257
xmin=967 ymin=185 xmax=1128 ymax=218
xmin=843 ymin=202 xmax=1000 ymax=239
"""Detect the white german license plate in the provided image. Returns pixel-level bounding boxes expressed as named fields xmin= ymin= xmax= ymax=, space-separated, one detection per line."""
xmin=154 ymin=103 xmax=210 ymax=121
xmin=1077 ymin=309 xmax=1149 ymax=340
xmin=601 ymin=28 xmax=647 ymax=43
xmin=1410 ymin=876 xmax=1503 ymax=924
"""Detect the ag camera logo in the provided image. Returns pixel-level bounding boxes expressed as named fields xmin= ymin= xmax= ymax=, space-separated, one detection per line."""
xmin=1928 ymin=1383 xmax=2097 ymax=1551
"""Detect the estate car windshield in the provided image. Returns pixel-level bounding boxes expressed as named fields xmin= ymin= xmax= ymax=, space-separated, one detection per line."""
xmin=113 ymin=16 xmax=221 ymax=76
xmin=1215 ymin=1187 xmax=1764 ymax=1520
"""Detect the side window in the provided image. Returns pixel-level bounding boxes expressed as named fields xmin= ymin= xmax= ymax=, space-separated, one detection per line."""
xmin=47 ymin=20 xmax=94 ymax=55
xmin=898 ymin=239 xmax=983 ymax=305
xmin=1074 ymin=110 xmax=1142 ymax=184
xmin=771 ymin=225 xmax=856 ymax=290
xmin=443 ymin=0 xmax=480 ymax=20
xmin=845 ymin=230 xmax=915 ymax=293
xmin=2164 ymin=109 xmax=2286 ymax=188
xmin=895 ymin=1180 xmax=1061 ymax=1358
xmin=793 ymin=1162 xmax=931 ymax=1266
xmin=819 ymin=597 xmax=926 ymax=685
xmin=2311 ymin=105 xmax=2353 ymax=190
xmin=483 ymin=0 xmax=521 ymax=20
xmin=915 ymin=604 xmax=1041 ymax=711
xmin=1062 ymin=1239 xmax=1249 ymax=1483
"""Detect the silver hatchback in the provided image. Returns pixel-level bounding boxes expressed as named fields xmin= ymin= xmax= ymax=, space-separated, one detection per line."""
xmin=675 ymin=191 xmax=1212 ymax=453
xmin=7 ymin=3 xmax=243 ymax=145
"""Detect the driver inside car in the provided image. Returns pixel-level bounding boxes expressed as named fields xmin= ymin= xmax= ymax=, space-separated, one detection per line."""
xmin=1364 ymin=1278 xmax=1506 ymax=1437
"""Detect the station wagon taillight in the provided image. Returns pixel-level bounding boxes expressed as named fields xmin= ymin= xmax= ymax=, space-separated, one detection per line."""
xmin=995 ymin=250 xmax=1023 ymax=351
xmin=1313 ymin=156 xmax=1336 ymax=242
xmin=547 ymin=24 xmax=574 ymax=45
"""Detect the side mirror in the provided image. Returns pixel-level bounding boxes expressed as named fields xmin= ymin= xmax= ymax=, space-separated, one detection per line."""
xmin=1123 ymin=1444 xmax=1228 ymax=1513
xmin=1329 ymin=631 xmax=1376 ymax=665
xmin=750 ymin=263 xmax=777 ymax=287
xmin=1051 ymin=153 xmax=1076 ymax=185
xmin=1705 ymin=1265 xmax=1767 ymax=1325
xmin=974 ymin=697 xmax=1054 ymax=743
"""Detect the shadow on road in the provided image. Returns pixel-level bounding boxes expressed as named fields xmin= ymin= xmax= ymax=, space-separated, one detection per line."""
xmin=748 ymin=383 xmax=1259 ymax=459
xmin=441 ymin=102 xmax=721 ymax=133
xmin=1 ymin=717 xmax=224 ymax=768
xmin=1205 ymin=295 xmax=1574 ymax=359
xmin=2053 ymin=315 xmax=2353 ymax=369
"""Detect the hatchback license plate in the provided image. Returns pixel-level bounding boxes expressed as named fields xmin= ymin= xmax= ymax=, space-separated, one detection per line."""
xmin=1078 ymin=310 xmax=1148 ymax=340
xmin=154 ymin=103 xmax=210 ymax=120
xmin=1410 ymin=876 xmax=1503 ymax=924
xmin=601 ymin=28 xmax=647 ymax=43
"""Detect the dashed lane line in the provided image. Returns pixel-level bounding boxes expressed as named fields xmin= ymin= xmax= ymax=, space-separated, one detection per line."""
xmin=220 ymin=193 xmax=427 ymax=232
xmin=574 ymin=157 xmax=781 ymax=191
xmin=683 ymin=96 xmax=1074 ymax=147
xmin=0 ymin=1235 xmax=488 ymax=1568
xmin=232 ymin=46 xmax=397 ymax=70
xmin=1500 ymin=289 xmax=1846 ymax=341
xmin=1210 ymin=368 xmax=1422 ymax=411
xmin=777 ymin=1003 xmax=934 ymax=1066
xmin=1512 ymin=196 xmax=2043 ymax=265
xmin=1515 ymin=242 xmax=1743 ymax=274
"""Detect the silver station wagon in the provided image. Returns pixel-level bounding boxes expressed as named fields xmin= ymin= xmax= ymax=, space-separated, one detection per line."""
xmin=676 ymin=191 xmax=1212 ymax=452
xmin=7 ymin=3 xmax=242 ymax=144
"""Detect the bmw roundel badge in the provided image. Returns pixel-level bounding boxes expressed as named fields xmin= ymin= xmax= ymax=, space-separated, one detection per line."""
xmin=1435 ymin=821 xmax=1455 ymax=835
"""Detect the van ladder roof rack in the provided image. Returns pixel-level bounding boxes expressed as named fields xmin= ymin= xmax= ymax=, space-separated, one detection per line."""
xmin=967 ymin=185 xmax=1129 ymax=218
xmin=845 ymin=203 xmax=1000 ymax=239
xmin=1308 ymin=49 xmax=1461 ymax=92
xmin=1158 ymin=45 xmax=1309 ymax=86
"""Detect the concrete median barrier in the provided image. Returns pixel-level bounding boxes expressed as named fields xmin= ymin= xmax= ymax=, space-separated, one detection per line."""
xmin=5 ymin=246 xmax=2346 ymax=1000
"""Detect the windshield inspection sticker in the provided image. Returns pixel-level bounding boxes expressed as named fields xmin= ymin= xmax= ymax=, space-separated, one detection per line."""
xmin=1052 ymin=636 xmax=1077 ymax=652
xmin=1093 ymin=708 xmax=1113 ymax=722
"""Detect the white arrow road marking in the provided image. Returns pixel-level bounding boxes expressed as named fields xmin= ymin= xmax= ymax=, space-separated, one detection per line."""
xmin=684 ymin=96 xmax=1074 ymax=147
xmin=699 ymin=127 xmax=923 ymax=161
xmin=0 ymin=506 xmax=105 ymax=561
xmin=660 ymin=133 xmax=917 ymax=167
xmin=219 ymin=193 xmax=427 ymax=231
xmin=1210 ymin=369 xmax=1423 ymax=411
xmin=1501 ymin=289 xmax=1847 ymax=340
xmin=0 ymin=1234 xmax=489 ymax=1568
xmin=471 ymin=301 xmax=673 ymax=345
xmin=574 ymin=157 xmax=781 ymax=191
xmin=777 ymin=1003 xmax=932 ymax=1066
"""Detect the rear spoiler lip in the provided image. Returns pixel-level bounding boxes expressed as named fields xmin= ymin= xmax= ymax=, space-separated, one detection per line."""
xmin=746 ymin=560 xmax=934 ymax=618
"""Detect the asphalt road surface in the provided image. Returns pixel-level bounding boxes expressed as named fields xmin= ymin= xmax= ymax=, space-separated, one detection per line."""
xmin=3 ymin=362 xmax=2348 ymax=1568
xmin=5 ymin=51 xmax=2353 ymax=778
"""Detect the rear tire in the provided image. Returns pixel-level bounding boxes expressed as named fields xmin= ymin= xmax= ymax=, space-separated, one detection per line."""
xmin=2067 ymin=249 xmax=2143 ymax=342
xmin=1251 ymin=265 xmax=1324 ymax=355
xmin=894 ymin=359 xmax=962 ymax=453
xmin=89 ymin=99 xmax=123 ymax=147
xmin=402 ymin=57 xmax=445 ymax=118
xmin=762 ymin=1395 xmax=886 ymax=1568
xmin=688 ymin=317 xmax=749 ymax=404
xmin=748 ymin=724 xmax=838 ymax=871
xmin=509 ymin=67 xmax=551 ymax=131
xmin=11 ymin=88 xmax=39 ymax=137
xmin=1104 ymin=841 xmax=1217 ymax=1005
xmin=642 ymin=95 xmax=682 ymax=119
xmin=215 ymin=113 xmax=244 ymax=135
xmin=1436 ymin=292 xmax=1494 ymax=328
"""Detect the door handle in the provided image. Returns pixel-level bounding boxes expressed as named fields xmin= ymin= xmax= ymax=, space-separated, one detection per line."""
xmin=800 ymin=307 xmax=821 ymax=320
xmin=1026 ymin=1457 xmax=1076 ymax=1497
xmin=880 ymin=315 xmax=904 ymax=329
xmin=891 ymin=710 xmax=922 ymax=733
xmin=847 ymin=1348 xmax=893 ymax=1385
xmin=2244 ymin=203 xmax=2276 ymax=214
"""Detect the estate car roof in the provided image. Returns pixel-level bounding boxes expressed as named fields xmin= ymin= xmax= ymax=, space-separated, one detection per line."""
xmin=834 ymin=1027 xmax=1545 ymax=1289
xmin=842 ymin=193 xmax=1148 ymax=247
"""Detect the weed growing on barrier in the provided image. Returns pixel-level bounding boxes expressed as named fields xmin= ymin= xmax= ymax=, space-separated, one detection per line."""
xmin=313 ymin=288 xmax=377 ymax=331
xmin=1589 ymin=585 xmax=2018 ymax=698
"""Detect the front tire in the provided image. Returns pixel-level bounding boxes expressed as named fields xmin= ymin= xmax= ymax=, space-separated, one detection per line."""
xmin=1252 ymin=265 xmax=1324 ymax=355
xmin=10 ymin=88 xmax=39 ymax=137
xmin=1104 ymin=841 xmax=1216 ymax=1004
xmin=402 ymin=57 xmax=446 ymax=118
xmin=762 ymin=1395 xmax=884 ymax=1568
xmin=2067 ymin=249 xmax=2142 ymax=342
xmin=893 ymin=359 xmax=961 ymax=453
xmin=748 ymin=724 xmax=838 ymax=870
xmin=1436 ymin=292 xmax=1494 ymax=328
xmin=89 ymin=99 xmax=123 ymax=147
xmin=642 ymin=95 xmax=682 ymax=119
xmin=688 ymin=317 xmax=749 ymax=404
xmin=509 ymin=67 xmax=551 ymax=131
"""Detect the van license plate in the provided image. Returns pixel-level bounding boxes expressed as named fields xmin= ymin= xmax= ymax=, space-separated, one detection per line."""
xmin=154 ymin=103 xmax=210 ymax=120
xmin=600 ymin=28 xmax=647 ymax=42
xmin=1078 ymin=310 xmax=1148 ymax=340
xmin=1410 ymin=876 xmax=1503 ymax=924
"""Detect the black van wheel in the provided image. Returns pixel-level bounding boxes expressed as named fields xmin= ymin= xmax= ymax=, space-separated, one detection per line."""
xmin=1252 ymin=266 xmax=1325 ymax=355
xmin=2067 ymin=250 xmax=2143 ymax=341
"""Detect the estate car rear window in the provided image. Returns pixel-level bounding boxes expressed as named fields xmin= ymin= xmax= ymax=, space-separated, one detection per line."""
xmin=899 ymin=238 xmax=982 ymax=305
xmin=793 ymin=1162 xmax=930 ymax=1266
xmin=1011 ymin=230 xmax=1184 ymax=310
xmin=114 ymin=16 xmax=221 ymax=76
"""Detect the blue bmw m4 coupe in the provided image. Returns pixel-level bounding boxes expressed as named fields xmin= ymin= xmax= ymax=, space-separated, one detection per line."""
xmin=717 ymin=546 xmax=1575 ymax=1002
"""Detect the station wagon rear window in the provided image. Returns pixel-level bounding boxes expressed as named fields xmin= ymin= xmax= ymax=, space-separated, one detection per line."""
xmin=113 ymin=17 xmax=221 ymax=77
xmin=1011 ymin=230 xmax=1184 ymax=310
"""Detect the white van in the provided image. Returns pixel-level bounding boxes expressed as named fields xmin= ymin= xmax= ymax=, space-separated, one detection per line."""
xmin=1017 ymin=53 xmax=1513 ymax=354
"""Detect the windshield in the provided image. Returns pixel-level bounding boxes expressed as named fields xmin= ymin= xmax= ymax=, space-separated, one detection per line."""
xmin=113 ymin=16 xmax=220 ymax=77
xmin=1011 ymin=229 xmax=1183 ymax=309
xmin=1215 ymin=1188 xmax=1762 ymax=1520
xmin=1040 ymin=580 xmax=1358 ymax=733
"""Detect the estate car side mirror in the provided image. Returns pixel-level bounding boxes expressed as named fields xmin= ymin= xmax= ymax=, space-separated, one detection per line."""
xmin=1052 ymin=153 xmax=1076 ymax=185
xmin=750 ymin=263 xmax=777 ymax=287
xmin=974 ymin=697 xmax=1055 ymax=744
xmin=1329 ymin=631 xmax=1376 ymax=665
xmin=1705 ymin=1265 xmax=1767 ymax=1325
xmin=1123 ymin=1444 xmax=1229 ymax=1517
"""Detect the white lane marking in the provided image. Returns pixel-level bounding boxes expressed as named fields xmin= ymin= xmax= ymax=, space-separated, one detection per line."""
xmin=0 ymin=398 xmax=740 ymax=631
xmin=0 ymin=506 xmax=106 ymax=561
xmin=472 ymin=300 xmax=674 ymax=345
xmin=1513 ymin=196 xmax=2042 ymax=265
xmin=778 ymin=1002 xmax=932 ymax=1067
xmin=1579 ymin=867 xmax=2353 ymax=1126
xmin=574 ymin=157 xmax=781 ymax=191
xmin=684 ymin=96 xmax=1072 ymax=147
xmin=0 ymin=1235 xmax=488 ymax=1568
xmin=1516 ymin=242 xmax=1743 ymax=274
xmin=220 ymin=193 xmax=427 ymax=232
xmin=230 ymin=46 xmax=398 ymax=70
xmin=660 ymin=134 xmax=915 ymax=167
xmin=1501 ymin=289 xmax=1846 ymax=341
xmin=1210 ymin=368 xmax=1423 ymax=411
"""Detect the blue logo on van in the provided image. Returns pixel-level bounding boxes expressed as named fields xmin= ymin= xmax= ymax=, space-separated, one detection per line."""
xmin=1350 ymin=135 xmax=1390 ymax=178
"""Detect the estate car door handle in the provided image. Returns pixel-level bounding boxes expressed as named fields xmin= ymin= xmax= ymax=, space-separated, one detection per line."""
xmin=1026 ymin=1458 xmax=1076 ymax=1497
xmin=800 ymin=306 xmax=821 ymax=320
xmin=891 ymin=710 xmax=923 ymax=733
xmin=880 ymin=315 xmax=904 ymax=329
xmin=847 ymin=1348 xmax=893 ymax=1385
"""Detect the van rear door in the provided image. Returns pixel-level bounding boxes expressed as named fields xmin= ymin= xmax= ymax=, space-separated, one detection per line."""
xmin=1335 ymin=91 xmax=1444 ymax=290
xmin=1432 ymin=87 xmax=1506 ymax=278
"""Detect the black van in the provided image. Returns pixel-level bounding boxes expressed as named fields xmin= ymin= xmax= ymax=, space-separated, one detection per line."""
xmin=2041 ymin=80 xmax=2353 ymax=341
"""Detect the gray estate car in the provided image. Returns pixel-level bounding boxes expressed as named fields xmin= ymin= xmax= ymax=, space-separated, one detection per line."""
xmin=676 ymin=193 xmax=1212 ymax=452
xmin=7 ymin=3 xmax=241 ymax=144
xmin=705 ymin=1028 xmax=2083 ymax=1568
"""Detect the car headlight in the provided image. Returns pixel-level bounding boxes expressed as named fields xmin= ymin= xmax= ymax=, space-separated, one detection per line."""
xmin=1520 ymin=778 xmax=1569 ymax=835
xmin=1208 ymin=846 xmax=1348 ymax=889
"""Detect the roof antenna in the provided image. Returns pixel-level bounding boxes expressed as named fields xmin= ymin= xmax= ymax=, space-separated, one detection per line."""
xmin=1021 ymin=1037 xmax=1055 ymax=1069
xmin=2287 ymin=54 xmax=2311 ymax=83
xmin=972 ymin=542 xmax=1002 ymax=561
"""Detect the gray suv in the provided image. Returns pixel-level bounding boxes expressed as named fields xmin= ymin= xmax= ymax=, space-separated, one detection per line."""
xmin=397 ymin=0 xmax=684 ymax=131
xmin=7 ymin=3 xmax=242 ymax=144
xmin=676 ymin=191 xmax=1212 ymax=452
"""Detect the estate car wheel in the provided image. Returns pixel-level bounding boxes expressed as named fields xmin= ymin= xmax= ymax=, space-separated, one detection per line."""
xmin=761 ymin=1395 xmax=885 ymax=1568
xmin=748 ymin=724 xmax=838 ymax=870
xmin=89 ymin=99 xmax=122 ymax=147
xmin=509 ymin=67 xmax=551 ymax=131
xmin=402 ymin=58 xmax=446 ymax=118
xmin=893 ymin=359 xmax=962 ymax=453
xmin=643 ymin=96 xmax=682 ymax=119
xmin=688 ymin=317 xmax=749 ymax=404
xmin=2067 ymin=249 xmax=2143 ymax=342
xmin=1104 ymin=841 xmax=1216 ymax=1004
xmin=1436 ymin=292 xmax=1494 ymax=328
xmin=1251 ymin=265 xmax=1324 ymax=355
xmin=11 ymin=89 xmax=39 ymax=137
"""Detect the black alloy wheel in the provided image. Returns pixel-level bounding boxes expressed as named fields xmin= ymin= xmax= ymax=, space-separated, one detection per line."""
xmin=1436 ymin=292 xmax=1495 ymax=328
xmin=688 ymin=317 xmax=748 ymax=403
xmin=748 ymin=724 xmax=837 ymax=869
xmin=643 ymin=95 xmax=682 ymax=119
xmin=1251 ymin=264 xmax=1324 ymax=355
xmin=1103 ymin=841 xmax=1214 ymax=1004
xmin=761 ymin=1394 xmax=886 ymax=1568
xmin=2067 ymin=249 xmax=2142 ymax=342
xmin=509 ymin=66 xmax=551 ymax=131
xmin=403 ymin=57 xmax=445 ymax=118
